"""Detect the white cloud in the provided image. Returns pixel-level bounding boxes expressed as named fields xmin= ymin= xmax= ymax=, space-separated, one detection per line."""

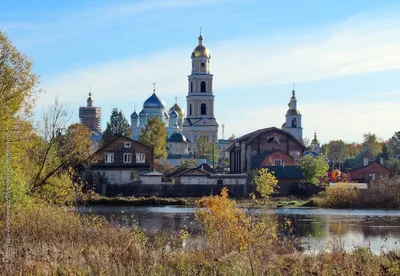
xmin=34 ymin=7 xmax=400 ymax=143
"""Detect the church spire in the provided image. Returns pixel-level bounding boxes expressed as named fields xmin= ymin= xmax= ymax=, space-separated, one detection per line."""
xmin=87 ymin=86 xmax=93 ymax=107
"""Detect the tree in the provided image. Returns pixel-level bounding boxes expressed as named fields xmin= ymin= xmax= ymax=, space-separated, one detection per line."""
xmin=253 ymin=168 xmax=278 ymax=200
xmin=346 ymin=142 xmax=363 ymax=158
xmin=0 ymin=32 xmax=39 ymax=205
xmin=389 ymin=131 xmax=400 ymax=157
xmin=138 ymin=117 xmax=167 ymax=159
xmin=28 ymin=101 xmax=93 ymax=202
xmin=379 ymin=142 xmax=392 ymax=161
xmin=175 ymin=158 xmax=197 ymax=172
xmin=362 ymin=133 xmax=382 ymax=157
xmin=195 ymin=136 xmax=218 ymax=163
xmin=101 ymin=108 xmax=131 ymax=145
xmin=0 ymin=31 xmax=38 ymax=128
xmin=299 ymin=155 xmax=329 ymax=185
xmin=386 ymin=159 xmax=400 ymax=177
xmin=326 ymin=140 xmax=348 ymax=167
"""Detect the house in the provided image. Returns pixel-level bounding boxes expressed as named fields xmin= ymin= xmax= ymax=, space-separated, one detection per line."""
xmin=91 ymin=136 xmax=154 ymax=185
xmin=251 ymin=149 xmax=295 ymax=168
xmin=227 ymin=127 xmax=305 ymax=174
xmin=347 ymin=161 xmax=390 ymax=182
xmin=344 ymin=150 xmax=374 ymax=170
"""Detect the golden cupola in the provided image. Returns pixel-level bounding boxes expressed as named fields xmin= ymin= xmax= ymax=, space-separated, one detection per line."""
xmin=191 ymin=34 xmax=210 ymax=58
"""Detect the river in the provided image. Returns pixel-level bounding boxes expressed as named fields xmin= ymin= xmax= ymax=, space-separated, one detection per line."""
xmin=76 ymin=206 xmax=400 ymax=254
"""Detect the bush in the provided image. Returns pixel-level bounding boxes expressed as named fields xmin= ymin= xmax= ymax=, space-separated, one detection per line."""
xmin=316 ymin=177 xmax=400 ymax=209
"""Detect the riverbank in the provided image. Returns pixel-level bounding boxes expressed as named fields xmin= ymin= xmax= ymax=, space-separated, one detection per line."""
xmin=2 ymin=202 xmax=400 ymax=275
xmin=79 ymin=195 xmax=314 ymax=208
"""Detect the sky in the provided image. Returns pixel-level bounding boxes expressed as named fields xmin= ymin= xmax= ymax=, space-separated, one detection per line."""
xmin=1 ymin=0 xmax=400 ymax=144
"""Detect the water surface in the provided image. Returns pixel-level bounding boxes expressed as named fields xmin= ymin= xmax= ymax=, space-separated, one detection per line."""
xmin=76 ymin=206 xmax=400 ymax=253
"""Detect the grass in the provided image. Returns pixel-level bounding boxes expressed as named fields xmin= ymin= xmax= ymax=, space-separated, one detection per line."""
xmin=81 ymin=195 xmax=190 ymax=206
xmin=1 ymin=199 xmax=400 ymax=275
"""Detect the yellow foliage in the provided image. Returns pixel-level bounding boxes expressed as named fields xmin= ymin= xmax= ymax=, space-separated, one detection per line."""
xmin=254 ymin=168 xmax=278 ymax=201
xmin=196 ymin=187 xmax=252 ymax=253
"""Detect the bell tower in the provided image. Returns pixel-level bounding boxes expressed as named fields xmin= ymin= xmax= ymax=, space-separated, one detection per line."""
xmin=183 ymin=30 xmax=219 ymax=152
xmin=284 ymin=89 xmax=303 ymax=141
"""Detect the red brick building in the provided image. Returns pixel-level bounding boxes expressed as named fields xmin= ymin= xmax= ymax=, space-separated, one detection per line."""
xmin=228 ymin=127 xmax=305 ymax=174
xmin=348 ymin=161 xmax=390 ymax=182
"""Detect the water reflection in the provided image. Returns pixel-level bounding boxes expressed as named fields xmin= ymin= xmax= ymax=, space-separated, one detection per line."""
xmin=76 ymin=206 xmax=400 ymax=253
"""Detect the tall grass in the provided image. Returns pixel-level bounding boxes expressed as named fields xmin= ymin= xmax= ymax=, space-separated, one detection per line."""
xmin=316 ymin=177 xmax=400 ymax=209
xmin=1 ymin=194 xmax=400 ymax=275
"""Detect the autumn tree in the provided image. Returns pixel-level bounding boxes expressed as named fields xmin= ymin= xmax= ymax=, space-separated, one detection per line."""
xmin=326 ymin=140 xmax=348 ymax=167
xmin=346 ymin=142 xmax=363 ymax=158
xmin=138 ymin=117 xmax=167 ymax=159
xmin=195 ymin=136 xmax=218 ymax=163
xmin=253 ymin=168 xmax=278 ymax=201
xmin=101 ymin=108 xmax=131 ymax=145
xmin=0 ymin=31 xmax=38 ymax=129
xmin=29 ymin=101 xmax=93 ymax=203
xmin=299 ymin=155 xmax=329 ymax=185
xmin=0 ymin=31 xmax=39 ymax=205
xmin=362 ymin=132 xmax=382 ymax=157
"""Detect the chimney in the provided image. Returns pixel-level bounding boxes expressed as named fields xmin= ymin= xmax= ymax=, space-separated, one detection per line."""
xmin=363 ymin=157 xmax=369 ymax=167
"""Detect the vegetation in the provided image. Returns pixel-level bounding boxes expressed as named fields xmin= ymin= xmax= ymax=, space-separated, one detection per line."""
xmin=299 ymin=154 xmax=329 ymax=185
xmin=313 ymin=177 xmax=400 ymax=209
xmin=195 ymin=135 xmax=218 ymax=162
xmin=138 ymin=117 xmax=167 ymax=159
xmin=101 ymin=107 xmax=131 ymax=145
xmin=362 ymin=132 xmax=382 ymax=157
xmin=82 ymin=195 xmax=189 ymax=206
xmin=2 ymin=191 xmax=400 ymax=275
xmin=253 ymin=168 xmax=278 ymax=202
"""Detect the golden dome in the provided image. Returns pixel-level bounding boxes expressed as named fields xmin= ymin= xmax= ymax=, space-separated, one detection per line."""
xmin=169 ymin=103 xmax=185 ymax=116
xmin=191 ymin=34 xmax=210 ymax=58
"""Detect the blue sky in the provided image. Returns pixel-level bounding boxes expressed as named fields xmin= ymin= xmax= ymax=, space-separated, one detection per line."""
xmin=2 ymin=0 xmax=400 ymax=144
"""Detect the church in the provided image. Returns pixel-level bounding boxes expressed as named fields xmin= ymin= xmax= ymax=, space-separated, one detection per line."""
xmin=130 ymin=33 xmax=219 ymax=155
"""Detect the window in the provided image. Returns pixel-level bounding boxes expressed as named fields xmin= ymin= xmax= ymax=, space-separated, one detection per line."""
xmin=200 ymin=81 xmax=206 ymax=92
xmin=212 ymin=135 xmax=215 ymax=142
xmin=189 ymin=104 xmax=192 ymax=115
xmin=291 ymin=118 xmax=297 ymax=128
xmin=201 ymin=103 xmax=207 ymax=115
xmin=131 ymin=171 xmax=139 ymax=181
xmin=123 ymin=153 xmax=132 ymax=163
xmin=136 ymin=152 xmax=146 ymax=163
xmin=190 ymin=82 xmax=193 ymax=92
xmin=124 ymin=142 xmax=131 ymax=148
xmin=194 ymin=135 xmax=197 ymax=141
xmin=274 ymin=159 xmax=282 ymax=166
xmin=104 ymin=152 xmax=114 ymax=163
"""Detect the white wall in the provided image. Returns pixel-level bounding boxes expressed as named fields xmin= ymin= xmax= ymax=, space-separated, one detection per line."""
xmin=141 ymin=175 xmax=163 ymax=185
xmin=181 ymin=176 xmax=217 ymax=185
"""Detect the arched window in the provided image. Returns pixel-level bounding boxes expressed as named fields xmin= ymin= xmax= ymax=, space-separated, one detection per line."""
xmin=190 ymin=82 xmax=193 ymax=92
xmin=212 ymin=135 xmax=215 ymax=142
xmin=189 ymin=104 xmax=192 ymax=115
xmin=200 ymin=81 xmax=206 ymax=92
xmin=291 ymin=118 xmax=297 ymax=128
xmin=201 ymin=103 xmax=207 ymax=115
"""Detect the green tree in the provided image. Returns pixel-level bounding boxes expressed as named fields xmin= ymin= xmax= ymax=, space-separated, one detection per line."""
xmin=299 ymin=155 xmax=329 ymax=185
xmin=101 ymin=108 xmax=131 ymax=145
xmin=138 ymin=117 xmax=167 ymax=159
xmin=379 ymin=142 xmax=392 ymax=161
xmin=386 ymin=159 xmax=400 ymax=177
xmin=389 ymin=131 xmax=400 ymax=157
xmin=362 ymin=132 xmax=382 ymax=157
xmin=195 ymin=136 xmax=218 ymax=163
xmin=253 ymin=168 xmax=278 ymax=200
